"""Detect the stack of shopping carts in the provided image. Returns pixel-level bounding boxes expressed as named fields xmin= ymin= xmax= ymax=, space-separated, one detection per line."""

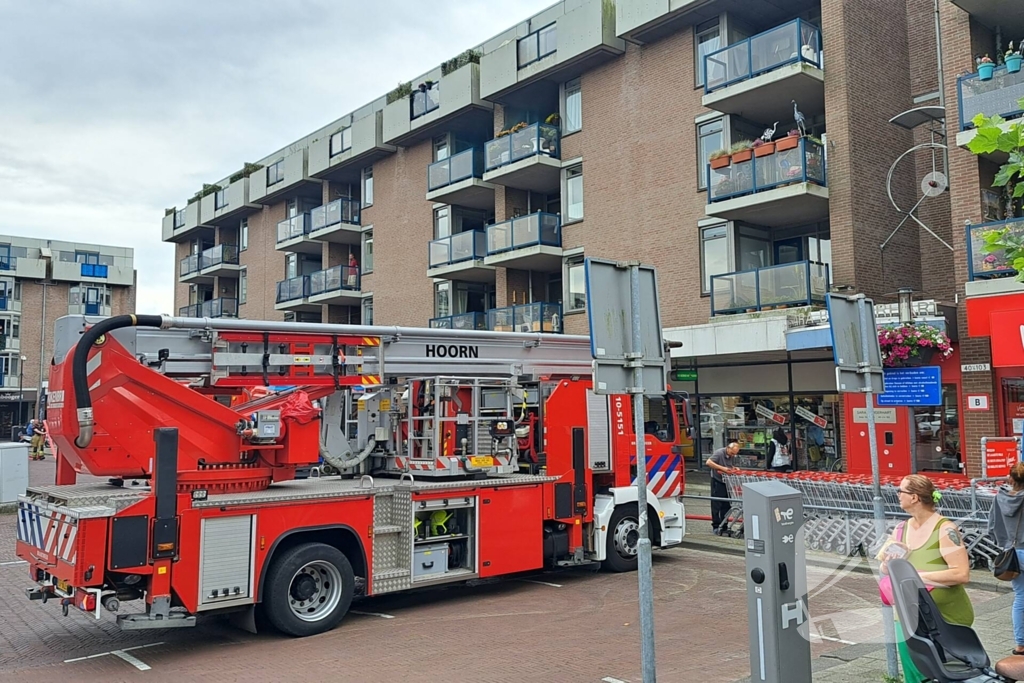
xmin=721 ymin=471 xmax=1002 ymax=567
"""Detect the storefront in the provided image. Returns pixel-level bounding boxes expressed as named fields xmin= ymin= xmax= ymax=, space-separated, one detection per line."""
xmin=0 ymin=389 xmax=37 ymax=440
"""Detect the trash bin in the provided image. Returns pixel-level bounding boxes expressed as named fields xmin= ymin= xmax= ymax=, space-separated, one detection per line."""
xmin=0 ymin=442 xmax=28 ymax=504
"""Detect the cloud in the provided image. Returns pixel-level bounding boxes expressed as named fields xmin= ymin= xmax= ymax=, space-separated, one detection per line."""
xmin=0 ymin=0 xmax=556 ymax=314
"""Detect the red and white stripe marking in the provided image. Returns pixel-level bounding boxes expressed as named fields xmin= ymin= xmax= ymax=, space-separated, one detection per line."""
xmin=42 ymin=511 xmax=78 ymax=564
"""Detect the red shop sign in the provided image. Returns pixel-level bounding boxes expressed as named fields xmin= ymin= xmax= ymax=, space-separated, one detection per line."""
xmin=982 ymin=438 xmax=1020 ymax=479
xmin=988 ymin=309 xmax=1024 ymax=367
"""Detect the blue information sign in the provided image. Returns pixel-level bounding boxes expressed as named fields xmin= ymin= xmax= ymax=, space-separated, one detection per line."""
xmin=877 ymin=366 xmax=942 ymax=406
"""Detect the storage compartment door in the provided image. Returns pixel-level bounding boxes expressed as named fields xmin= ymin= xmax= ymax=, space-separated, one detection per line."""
xmin=587 ymin=390 xmax=612 ymax=472
xmin=199 ymin=515 xmax=254 ymax=609
xmin=478 ymin=485 xmax=543 ymax=578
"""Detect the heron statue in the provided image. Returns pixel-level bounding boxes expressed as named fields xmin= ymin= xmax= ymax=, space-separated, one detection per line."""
xmin=761 ymin=122 xmax=779 ymax=143
xmin=792 ymin=100 xmax=807 ymax=137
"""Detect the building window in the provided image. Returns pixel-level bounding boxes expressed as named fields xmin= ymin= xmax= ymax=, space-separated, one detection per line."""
xmin=330 ymin=127 xmax=352 ymax=156
xmin=362 ymin=297 xmax=373 ymax=326
xmin=518 ymin=23 xmax=557 ymax=68
xmin=565 ymin=257 xmax=586 ymax=312
xmin=411 ymin=83 xmax=440 ymax=120
xmin=701 ymin=225 xmax=729 ymax=293
xmin=214 ymin=188 xmax=228 ymax=210
xmin=435 ymin=281 xmax=451 ymax=317
xmin=285 ymin=253 xmax=298 ymax=279
xmin=267 ymin=160 xmax=285 ymax=186
xmin=75 ymin=251 xmax=100 ymax=265
xmin=563 ymin=78 xmax=581 ymax=134
xmin=362 ymin=167 xmax=374 ymax=207
xmin=174 ymin=209 xmax=185 ymax=229
xmin=565 ymin=165 xmax=583 ymax=222
xmin=13 ymin=281 xmax=21 ymax=301
xmin=434 ymin=207 xmax=451 ymax=239
xmin=362 ymin=231 xmax=374 ymax=273
xmin=433 ymin=135 xmax=449 ymax=162
xmin=240 ymin=268 xmax=247 ymax=305
xmin=240 ymin=218 xmax=248 ymax=251
xmin=697 ymin=118 xmax=724 ymax=191
xmin=695 ymin=18 xmax=721 ymax=88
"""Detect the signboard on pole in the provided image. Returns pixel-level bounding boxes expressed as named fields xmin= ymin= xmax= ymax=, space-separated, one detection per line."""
xmin=876 ymin=367 xmax=942 ymax=406
xmin=982 ymin=437 xmax=1021 ymax=479
xmin=584 ymin=258 xmax=667 ymax=396
xmin=826 ymin=293 xmax=885 ymax=394
xmin=795 ymin=406 xmax=828 ymax=428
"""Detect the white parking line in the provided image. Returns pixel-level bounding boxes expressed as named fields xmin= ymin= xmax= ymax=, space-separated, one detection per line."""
xmin=112 ymin=650 xmax=151 ymax=671
xmin=0 ymin=560 xmax=28 ymax=566
xmin=65 ymin=641 xmax=164 ymax=668
xmin=602 ymin=677 xmax=629 ymax=683
xmin=809 ymin=633 xmax=858 ymax=646
xmin=350 ymin=610 xmax=395 ymax=619
xmin=517 ymin=578 xmax=563 ymax=588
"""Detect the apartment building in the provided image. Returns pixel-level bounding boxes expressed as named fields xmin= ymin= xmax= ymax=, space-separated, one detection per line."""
xmin=0 ymin=235 xmax=136 ymax=436
xmin=163 ymin=0 xmax=1009 ymax=475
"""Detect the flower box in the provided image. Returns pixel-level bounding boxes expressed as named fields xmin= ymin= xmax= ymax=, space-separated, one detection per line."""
xmin=776 ymin=136 xmax=800 ymax=152
xmin=731 ymin=149 xmax=753 ymax=163
xmin=710 ymin=156 xmax=731 ymax=170
xmin=754 ymin=142 xmax=776 ymax=157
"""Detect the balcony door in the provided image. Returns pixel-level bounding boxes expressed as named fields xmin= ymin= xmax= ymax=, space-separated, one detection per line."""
xmin=85 ymin=287 xmax=100 ymax=315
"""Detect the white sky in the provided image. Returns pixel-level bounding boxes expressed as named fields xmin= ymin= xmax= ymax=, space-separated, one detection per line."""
xmin=0 ymin=0 xmax=557 ymax=314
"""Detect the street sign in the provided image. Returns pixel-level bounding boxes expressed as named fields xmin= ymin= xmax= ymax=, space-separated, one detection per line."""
xmin=982 ymin=437 xmax=1021 ymax=478
xmin=876 ymin=367 xmax=942 ymax=406
xmin=585 ymin=258 xmax=666 ymax=396
xmin=826 ymin=293 xmax=885 ymax=394
xmin=673 ymin=369 xmax=697 ymax=381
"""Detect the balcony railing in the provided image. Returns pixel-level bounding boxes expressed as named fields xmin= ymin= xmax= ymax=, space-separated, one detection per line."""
xmin=428 ymin=149 xmax=483 ymax=191
xmin=201 ymin=297 xmax=238 ymax=318
xmin=276 ymin=275 xmax=310 ymax=303
xmin=711 ymin=261 xmax=830 ymax=316
xmin=958 ymin=65 xmax=1024 ymax=131
xmin=311 ymin=198 xmax=360 ymax=232
xmin=179 ymin=254 xmax=200 ymax=277
xmin=0 ymin=257 xmax=15 ymax=271
xmin=429 ymin=312 xmax=487 ymax=330
xmin=429 ymin=231 xmax=487 ymax=268
xmin=199 ymin=244 xmax=239 ymax=270
xmin=708 ymin=137 xmax=826 ymax=202
xmin=966 ymin=217 xmax=1024 ymax=280
xmin=486 ymin=212 xmax=561 ymax=255
xmin=80 ymin=263 xmax=109 ymax=278
xmin=310 ymin=265 xmax=361 ymax=296
xmin=484 ymin=124 xmax=560 ymax=172
xmin=179 ymin=304 xmax=201 ymax=317
xmin=487 ymin=303 xmax=562 ymax=333
xmin=411 ymin=86 xmax=440 ymax=120
xmin=704 ymin=18 xmax=822 ymax=94
xmin=277 ymin=214 xmax=313 ymax=243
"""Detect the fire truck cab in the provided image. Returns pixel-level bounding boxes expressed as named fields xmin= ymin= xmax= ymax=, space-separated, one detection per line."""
xmin=16 ymin=315 xmax=689 ymax=637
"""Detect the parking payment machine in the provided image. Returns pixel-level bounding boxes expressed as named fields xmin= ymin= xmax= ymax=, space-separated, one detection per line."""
xmin=743 ymin=481 xmax=812 ymax=683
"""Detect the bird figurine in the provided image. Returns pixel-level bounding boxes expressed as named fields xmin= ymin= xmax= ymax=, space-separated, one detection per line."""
xmin=792 ymin=100 xmax=807 ymax=138
xmin=761 ymin=122 xmax=779 ymax=143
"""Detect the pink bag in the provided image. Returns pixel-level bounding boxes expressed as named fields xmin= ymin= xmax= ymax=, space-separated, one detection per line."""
xmin=879 ymin=522 xmax=934 ymax=606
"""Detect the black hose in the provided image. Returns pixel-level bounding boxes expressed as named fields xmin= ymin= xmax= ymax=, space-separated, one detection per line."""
xmin=72 ymin=314 xmax=163 ymax=447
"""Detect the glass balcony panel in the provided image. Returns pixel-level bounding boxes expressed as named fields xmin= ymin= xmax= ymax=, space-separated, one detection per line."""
xmin=705 ymin=19 xmax=822 ymax=93
xmin=429 ymin=238 xmax=452 ymax=268
xmin=959 ymin=66 xmax=1024 ymax=130
xmin=276 ymin=276 xmax=309 ymax=303
xmin=967 ymin=218 xmax=1024 ymax=279
xmin=487 ymin=220 xmax=513 ymax=253
xmin=277 ymin=215 xmax=311 ymax=242
xmin=449 ymin=231 xmax=480 ymax=263
xmin=711 ymin=271 xmax=759 ymax=313
xmin=484 ymin=137 xmax=511 ymax=171
xmin=427 ymin=158 xmax=451 ymax=191
xmin=448 ymin=149 xmax=475 ymax=183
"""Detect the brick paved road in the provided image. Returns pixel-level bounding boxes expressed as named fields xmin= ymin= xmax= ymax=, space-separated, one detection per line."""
xmin=0 ymin=460 xmax=1005 ymax=682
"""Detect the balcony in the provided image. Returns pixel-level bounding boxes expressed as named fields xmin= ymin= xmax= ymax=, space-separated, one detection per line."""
xmin=484 ymin=212 xmax=562 ymax=271
xmin=429 ymin=312 xmax=487 ymax=330
xmin=947 ymin=1 xmax=1024 ymax=43
xmin=199 ymin=244 xmax=241 ymax=278
xmin=486 ymin=302 xmax=562 ymax=333
xmin=428 ymin=231 xmax=494 ymax=282
xmin=161 ymin=201 xmax=213 ymax=243
xmin=706 ymin=137 xmax=828 ymax=227
xmin=249 ymin=149 xmax=318 ymax=205
xmin=178 ymin=303 xmax=200 ymax=317
xmin=308 ymin=110 xmax=395 ymax=180
xmin=309 ymin=198 xmax=361 ymax=245
xmin=956 ymin=66 xmax=1024 ymax=157
xmin=479 ymin=0 xmax=623 ymax=102
xmin=275 ymin=275 xmax=318 ymax=312
xmin=711 ymin=261 xmax=830 ymax=316
xmin=199 ymin=177 xmax=258 ymax=226
xmin=203 ymin=297 xmax=238 ymax=318
xmin=382 ymin=62 xmax=493 ymax=147
xmin=702 ymin=19 xmax=824 ymax=124
xmin=966 ymin=218 xmax=1024 ymax=282
xmin=1 ymin=255 xmax=45 ymax=280
xmin=276 ymin=214 xmax=321 ymax=255
xmin=482 ymin=124 xmax=560 ymax=193
xmin=308 ymin=265 xmax=363 ymax=306
xmin=179 ymin=254 xmax=212 ymax=284
xmin=425 ymin=149 xmax=495 ymax=209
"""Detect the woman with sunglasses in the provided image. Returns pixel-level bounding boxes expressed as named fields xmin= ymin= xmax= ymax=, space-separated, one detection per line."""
xmin=880 ymin=474 xmax=973 ymax=682
xmin=989 ymin=462 xmax=1024 ymax=656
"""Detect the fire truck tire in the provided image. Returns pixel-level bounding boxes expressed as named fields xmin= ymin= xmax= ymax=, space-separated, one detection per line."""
xmin=603 ymin=504 xmax=643 ymax=573
xmin=263 ymin=542 xmax=355 ymax=637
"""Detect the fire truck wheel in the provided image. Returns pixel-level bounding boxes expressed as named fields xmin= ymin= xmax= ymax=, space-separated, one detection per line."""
xmin=263 ymin=542 xmax=355 ymax=637
xmin=603 ymin=505 xmax=641 ymax=573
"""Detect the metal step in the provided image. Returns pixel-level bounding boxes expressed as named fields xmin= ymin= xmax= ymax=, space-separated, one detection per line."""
xmin=373 ymin=568 xmax=411 ymax=581
xmin=374 ymin=525 xmax=403 ymax=535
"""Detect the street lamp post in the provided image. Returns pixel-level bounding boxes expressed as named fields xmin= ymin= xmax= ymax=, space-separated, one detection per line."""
xmin=17 ymin=354 xmax=26 ymax=429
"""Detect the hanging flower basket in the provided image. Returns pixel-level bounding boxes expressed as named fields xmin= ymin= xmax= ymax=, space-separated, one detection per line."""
xmin=878 ymin=324 xmax=953 ymax=368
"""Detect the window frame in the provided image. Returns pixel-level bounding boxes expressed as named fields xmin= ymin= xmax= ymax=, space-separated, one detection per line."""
xmin=362 ymin=230 xmax=374 ymax=274
xmin=362 ymin=167 xmax=374 ymax=208
xmin=330 ymin=127 xmax=352 ymax=156
xmin=564 ymin=256 xmax=586 ymax=313
xmin=240 ymin=218 xmax=248 ymax=251
xmin=694 ymin=18 xmax=722 ymax=89
xmin=435 ymin=281 xmax=451 ymax=318
xmin=434 ymin=206 xmax=451 ymax=239
xmin=562 ymin=78 xmax=582 ymax=134
xmin=700 ymin=223 xmax=731 ymax=295
xmin=697 ymin=117 xmax=724 ymax=191
xmin=564 ymin=164 xmax=584 ymax=223
xmin=239 ymin=267 xmax=247 ymax=305
xmin=362 ymin=297 xmax=374 ymax=326
xmin=517 ymin=22 xmax=557 ymax=69
xmin=267 ymin=160 xmax=285 ymax=186
xmin=214 ymin=187 xmax=228 ymax=210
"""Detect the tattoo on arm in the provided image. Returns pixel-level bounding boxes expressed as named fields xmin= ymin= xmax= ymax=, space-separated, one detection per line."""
xmin=947 ymin=527 xmax=962 ymax=546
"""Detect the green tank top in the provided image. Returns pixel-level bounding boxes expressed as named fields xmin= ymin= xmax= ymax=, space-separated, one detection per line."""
xmin=903 ymin=516 xmax=974 ymax=627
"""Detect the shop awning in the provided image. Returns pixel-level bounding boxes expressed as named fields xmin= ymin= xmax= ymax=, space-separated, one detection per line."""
xmin=988 ymin=308 xmax=1024 ymax=367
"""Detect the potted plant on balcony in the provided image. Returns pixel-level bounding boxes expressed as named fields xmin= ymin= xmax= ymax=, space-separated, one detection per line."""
xmin=753 ymin=139 xmax=776 ymax=158
xmin=776 ymin=129 xmax=801 ymax=152
xmin=878 ymin=323 xmax=953 ymax=368
xmin=1007 ymin=42 xmax=1022 ymax=74
xmin=709 ymin=148 xmax=731 ymax=170
xmin=977 ymin=54 xmax=995 ymax=80
xmin=730 ymin=140 xmax=754 ymax=163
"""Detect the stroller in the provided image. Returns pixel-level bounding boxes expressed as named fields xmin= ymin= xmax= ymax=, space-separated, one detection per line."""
xmin=888 ymin=558 xmax=1014 ymax=682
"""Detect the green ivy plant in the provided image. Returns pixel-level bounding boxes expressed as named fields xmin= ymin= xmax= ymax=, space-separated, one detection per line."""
xmin=386 ymin=81 xmax=413 ymax=105
xmin=966 ymin=96 xmax=1024 ymax=279
xmin=229 ymin=162 xmax=264 ymax=184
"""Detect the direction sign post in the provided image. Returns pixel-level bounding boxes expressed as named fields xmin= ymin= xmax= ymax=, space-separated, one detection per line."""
xmin=826 ymin=292 xmax=898 ymax=678
xmin=585 ymin=257 xmax=667 ymax=683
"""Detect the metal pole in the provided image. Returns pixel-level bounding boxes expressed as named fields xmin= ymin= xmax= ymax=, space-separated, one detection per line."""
xmin=629 ymin=264 xmax=657 ymax=682
xmin=18 ymin=358 xmax=23 ymax=429
xmin=858 ymin=296 xmax=899 ymax=678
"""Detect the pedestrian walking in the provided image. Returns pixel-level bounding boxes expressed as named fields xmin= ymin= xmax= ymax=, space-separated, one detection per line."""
xmin=988 ymin=462 xmax=1024 ymax=656
xmin=880 ymin=474 xmax=973 ymax=682
xmin=767 ymin=427 xmax=792 ymax=472
xmin=705 ymin=442 xmax=739 ymax=536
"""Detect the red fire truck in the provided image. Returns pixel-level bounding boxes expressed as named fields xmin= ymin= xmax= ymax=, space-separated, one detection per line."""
xmin=16 ymin=314 xmax=689 ymax=637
